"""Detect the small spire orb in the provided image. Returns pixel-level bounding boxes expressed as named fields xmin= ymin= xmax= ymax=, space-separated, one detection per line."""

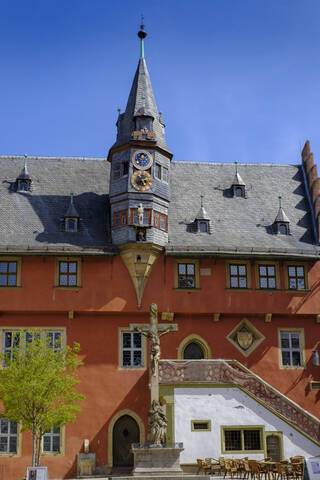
xmin=138 ymin=29 xmax=147 ymax=39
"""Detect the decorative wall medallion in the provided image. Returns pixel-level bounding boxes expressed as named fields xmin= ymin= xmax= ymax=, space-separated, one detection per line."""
xmin=237 ymin=331 xmax=253 ymax=350
xmin=227 ymin=319 xmax=265 ymax=357
xmin=131 ymin=171 xmax=153 ymax=191
xmin=132 ymin=150 xmax=153 ymax=170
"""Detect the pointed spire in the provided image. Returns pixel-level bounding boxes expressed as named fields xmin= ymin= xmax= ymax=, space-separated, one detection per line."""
xmin=18 ymin=154 xmax=31 ymax=180
xmin=196 ymin=193 xmax=210 ymax=220
xmin=108 ymin=23 xmax=171 ymax=157
xmin=64 ymin=192 xmax=80 ymax=218
xmin=232 ymin=161 xmax=245 ymax=186
xmin=274 ymin=195 xmax=290 ymax=224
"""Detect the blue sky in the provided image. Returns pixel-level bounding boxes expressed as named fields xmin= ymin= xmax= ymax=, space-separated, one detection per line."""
xmin=0 ymin=0 xmax=320 ymax=168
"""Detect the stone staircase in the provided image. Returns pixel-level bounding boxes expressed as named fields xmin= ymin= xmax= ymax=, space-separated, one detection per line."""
xmin=159 ymin=359 xmax=320 ymax=445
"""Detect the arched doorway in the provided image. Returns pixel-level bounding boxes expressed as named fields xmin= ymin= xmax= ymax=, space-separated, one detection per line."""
xmin=266 ymin=433 xmax=283 ymax=461
xmin=112 ymin=415 xmax=140 ymax=467
xmin=183 ymin=342 xmax=204 ymax=359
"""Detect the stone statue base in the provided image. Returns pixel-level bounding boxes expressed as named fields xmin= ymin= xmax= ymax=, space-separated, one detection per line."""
xmin=131 ymin=444 xmax=184 ymax=476
xmin=77 ymin=452 xmax=96 ymax=477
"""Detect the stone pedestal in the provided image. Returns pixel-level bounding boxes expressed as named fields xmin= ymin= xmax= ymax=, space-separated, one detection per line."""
xmin=77 ymin=452 xmax=96 ymax=477
xmin=131 ymin=445 xmax=184 ymax=476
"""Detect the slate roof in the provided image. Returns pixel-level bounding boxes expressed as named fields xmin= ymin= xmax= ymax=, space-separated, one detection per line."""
xmin=0 ymin=156 xmax=319 ymax=259
xmin=0 ymin=156 xmax=114 ymax=254
xmin=167 ymin=161 xmax=320 ymax=259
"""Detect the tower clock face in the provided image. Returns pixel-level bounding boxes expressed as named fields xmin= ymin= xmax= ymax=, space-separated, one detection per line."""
xmin=132 ymin=150 xmax=153 ymax=170
xmin=131 ymin=170 xmax=153 ymax=191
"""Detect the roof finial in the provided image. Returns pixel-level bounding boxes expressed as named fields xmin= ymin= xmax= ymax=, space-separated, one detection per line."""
xmin=234 ymin=161 xmax=238 ymax=175
xmin=278 ymin=194 xmax=282 ymax=208
xmin=138 ymin=15 xmax=147 ymax=59
xmin=201 ymin=193 xmax=204 ymax=208
xmin=70 ymin=192 xmax=74 ymax=205
xmin=24 ymin=154 xmax=28 ymax=169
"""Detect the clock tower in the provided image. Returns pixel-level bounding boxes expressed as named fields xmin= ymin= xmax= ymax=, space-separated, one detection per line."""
xmin=107 ymin=23 xmax=172 ymax=307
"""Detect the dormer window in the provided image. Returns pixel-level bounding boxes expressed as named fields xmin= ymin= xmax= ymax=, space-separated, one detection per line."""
xmin=63 ymin=193 xmax=80 ymax=233
xmin=66 ymin=218 xmax=77 ymax=232
xmin=17 ymin=179 xmax=31 ymax=192
xmin=273 ymin=195 xmax=290 ymax=235
xmin=16 ymin=155 xmax=31 ymax=192
xmin=199 ymin=221 xmax=208 ymax=233
xmin=234 ymin=186 xmax=245 ymax=197
xmin=231 ymin=162 xmax=246 ymax=198
xmin=193 ymin=194 xmax=211 ymax=234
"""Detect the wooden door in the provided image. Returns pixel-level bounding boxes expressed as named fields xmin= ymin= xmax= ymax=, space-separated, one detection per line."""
xmin=112 ymin=415 xmax=139 ymax=467
xmin=266 ymin=434 xmax=282 ymax=461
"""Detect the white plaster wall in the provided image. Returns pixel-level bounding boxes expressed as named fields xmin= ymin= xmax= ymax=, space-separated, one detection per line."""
xmin=174 ymin=387 xmax=320 ymax=463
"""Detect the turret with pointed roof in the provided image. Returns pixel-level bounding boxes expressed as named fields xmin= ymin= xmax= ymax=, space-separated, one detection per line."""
xmin=108 ymin=23 xmax=171 ymax=253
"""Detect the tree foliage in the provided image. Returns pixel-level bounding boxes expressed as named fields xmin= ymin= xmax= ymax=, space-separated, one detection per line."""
xmin=0 ymin=329 xmax=84 ymax=466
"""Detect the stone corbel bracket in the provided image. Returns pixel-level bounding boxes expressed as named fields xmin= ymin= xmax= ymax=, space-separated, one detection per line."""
xmin=119 ymin=243 xmax=163 ymax=308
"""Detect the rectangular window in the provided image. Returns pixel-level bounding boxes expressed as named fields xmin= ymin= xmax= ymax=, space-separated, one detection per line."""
xmin=155 ymin=163 xmax=161 ymax=179
xmin=113 ymin=163 xmax=121 ymax=180
xmin=178 ymin=263 xmax=195 ymax=289
xmin=223 ymin=427 xmax=262 ymax=453
xmin=42 ymin=426 xmax=61 ymax=454
xmin=59 ymin=261 xmax=77 ymax=287
xmin=113 ymin=161 xmax=128 ymax=180
xmin=113 ymin=210 xmax=128 ymax=228
xmin=55 ymin=258 xmax=81 ymax=288
xmin=3 ymin=330 xmax=64 ymax=365
xmin=229 ymin=264 xmax=248 ymax=288
xmin=155 ymin=163 xmax=169 ymax=183
xmin=47 ymin=331 xmax=62 ymax=352
xmin=287 ymin=265 xmax=306 ymax=290
xmin=121 ymin=332 xmax=142 ymax=368
xmin=191 ymin=420 xmax=211 ymax=431
xmin=130 ymin=209 xmax=151 ymax=225
xmin=258 ymin=264 xmax=276 ymax=289
xmin=0 ymin=419 xmax=18 ymax=454
xmin=280 ymin=332 xmax=302 ymax=367
xmin=154 ymin=212 xmax=160 ymax=228
xmin=160 ymin=215 xmax=166 ymax=230
xmin=0 ymin=261 xmax=17 ymax=287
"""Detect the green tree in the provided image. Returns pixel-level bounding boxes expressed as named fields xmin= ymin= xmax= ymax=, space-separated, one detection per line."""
xmin=0 ymin=329 xmax=84 ymax=466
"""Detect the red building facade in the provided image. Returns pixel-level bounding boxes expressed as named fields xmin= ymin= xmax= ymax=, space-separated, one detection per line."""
xmin=0 ymin=27 xmax=320 ymax=478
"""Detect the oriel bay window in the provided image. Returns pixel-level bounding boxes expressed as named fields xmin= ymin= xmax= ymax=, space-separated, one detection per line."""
xmin=113 ymin=210 xmax=128 ymax=228
xmin=222 ymin=427 xmax=263 ymax=453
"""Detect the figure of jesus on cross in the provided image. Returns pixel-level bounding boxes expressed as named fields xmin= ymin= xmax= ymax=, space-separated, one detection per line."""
xmin=131 ymin=304 xmax=178 ymax=445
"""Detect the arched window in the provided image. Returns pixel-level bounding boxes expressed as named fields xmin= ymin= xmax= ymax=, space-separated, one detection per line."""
xmin=183 ymin=342 xmax=204 ymax=359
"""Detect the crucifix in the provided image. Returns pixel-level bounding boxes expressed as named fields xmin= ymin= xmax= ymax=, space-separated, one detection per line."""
xmin=130 ymin=304 xmax=178 ymax=445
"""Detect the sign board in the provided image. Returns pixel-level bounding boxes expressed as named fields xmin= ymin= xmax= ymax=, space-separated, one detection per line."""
xmin=26 ymin=466 xmax=48 ymax=480
xmin=303 ymin=457 xmax=320 ymax=480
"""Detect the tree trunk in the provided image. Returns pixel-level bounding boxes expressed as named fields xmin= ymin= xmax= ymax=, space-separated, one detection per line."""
xmin=36 ymin=433 xmax=42 ymax=466
xmin=32 ymin=429 xmax=37 ymax=467
xmin=32 ymin=428 xmax=42 ymax=466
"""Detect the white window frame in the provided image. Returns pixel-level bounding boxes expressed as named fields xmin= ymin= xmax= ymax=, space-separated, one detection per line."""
xmin=280 ymin=331 xmax=303 ymax=367
xmin=121 ymin=331 xmax=143 ymax=368
xmin=42 ymin=426 xmax=61 ymax=454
